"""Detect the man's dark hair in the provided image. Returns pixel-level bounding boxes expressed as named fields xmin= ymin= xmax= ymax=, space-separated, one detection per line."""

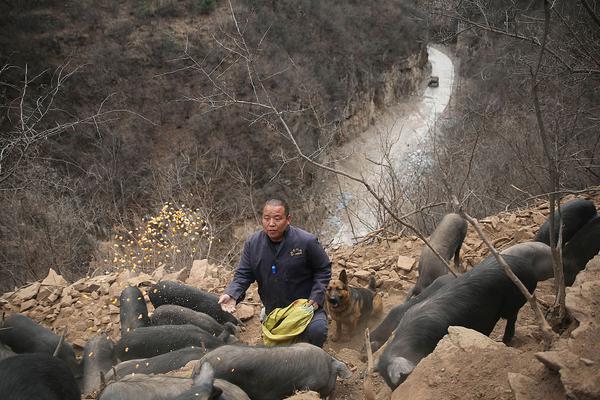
xmin=264 ymin=198 xmax=290 ymax=216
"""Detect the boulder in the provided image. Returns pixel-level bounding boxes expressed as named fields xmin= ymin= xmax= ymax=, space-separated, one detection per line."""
xmin=391 ymin=327 xmax=529 ymax=400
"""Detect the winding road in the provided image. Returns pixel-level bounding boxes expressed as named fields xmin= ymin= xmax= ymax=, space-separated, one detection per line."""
xmin=322 ymin=45 xmax=455 ymax=244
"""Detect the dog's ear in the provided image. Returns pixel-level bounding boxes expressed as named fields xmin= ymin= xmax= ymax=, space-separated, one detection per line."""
xmin=339 ymin=269 xmax=348 ymax=285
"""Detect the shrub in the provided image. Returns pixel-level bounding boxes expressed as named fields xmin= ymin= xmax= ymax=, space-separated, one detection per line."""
xmin=96 ymin=202 xmax=215 ymax=274
xmin=197 ymin=0 xmax=216 ymax=14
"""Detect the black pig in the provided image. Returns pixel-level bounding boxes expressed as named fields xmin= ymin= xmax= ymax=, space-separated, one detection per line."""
xmin=407 ymin=213 xmax=467 ymax=298
xmin=377 ymin=254 xmax=538 ymax=389
xmin=149 ymin=281 xmax=240 ymax=325
xmin=0 ymin=353 xmax=80 ymax=400
xmin=194 ymin=343 xmax=352 ymax=400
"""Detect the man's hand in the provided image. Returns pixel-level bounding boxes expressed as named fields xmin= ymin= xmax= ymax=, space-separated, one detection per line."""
xmin=308 ymin=299 xmax=319 ymax=310
xmin=218 ymin=294 xmax=236 ymax=313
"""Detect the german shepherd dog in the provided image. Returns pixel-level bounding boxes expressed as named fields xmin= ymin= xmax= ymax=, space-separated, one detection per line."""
xmin=325 ymin=270 xmax=383 ymax=342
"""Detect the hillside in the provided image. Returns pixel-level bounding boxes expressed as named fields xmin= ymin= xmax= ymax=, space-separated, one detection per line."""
xmin=0 ymin=0 xmax=429 ymax=291
xmin=2 ymin=190 xmax=599 ymax=399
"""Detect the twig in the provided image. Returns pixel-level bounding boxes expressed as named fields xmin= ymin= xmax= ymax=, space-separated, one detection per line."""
xmin=363 ymin=328 xmax=376 ymax=400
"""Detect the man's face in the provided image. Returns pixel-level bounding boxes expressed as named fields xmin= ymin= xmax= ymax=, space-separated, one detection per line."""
xmin=262 ymin=204 xmax=291 ymax=242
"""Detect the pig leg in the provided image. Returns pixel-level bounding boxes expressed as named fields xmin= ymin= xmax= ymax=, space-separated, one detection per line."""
xmin=453 ymin=245 xmax=462 ymax=272
xmin=502 ymin=314 xmax=517 ymax=344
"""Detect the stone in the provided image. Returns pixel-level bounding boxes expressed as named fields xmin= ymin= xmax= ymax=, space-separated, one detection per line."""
xmin=508 ymin=373 xmax=539 ymax=400
xmin=20 ymin=299 xmax=37 ymax=312
xmin=392 ymin=327 xmax=522 ymax=400
xmin=284 ymin=391 xmax=321 ymax=399
xmin=14 ymin=282 xmax=41 ymax=302
xmin=388 ymin=269 xmax=400 ymax=281
xmin=36 ymin=285 xmax=62 ymax=302
xmin=41 ymin=268 xmax=68 ymax=287
xmin=353 ymin=270 xmax=372 ymax=282
xmin=126 ymin=273 xmax=154 ymax=287
xmin=201 ymin=277 xmax=220 ymax=291
xmin=536 ymin=350 xmax=600 ymax=399
xmin=47 ymin=292 xmax=60 ymax=303
xmin=532 ymin=212 xmax=547 ymax=226
xmin=72 ymin=279 xmax=101 ymax=293
xmin=397 ymin=255 xmax=415 ymax=272
xmin=151 ymin=265 xmax=166 ymax=281
xmin=234 ymin=304 xmax=255 ymax=321
xmin=161 ymin=267 xmax=187 ymax=282
xmin=187 ymin=259 xmax=210 ymax=284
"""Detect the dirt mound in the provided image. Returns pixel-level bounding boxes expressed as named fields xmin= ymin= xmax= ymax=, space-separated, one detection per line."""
xmin=1 ymin=191 xmax=600 ymax=399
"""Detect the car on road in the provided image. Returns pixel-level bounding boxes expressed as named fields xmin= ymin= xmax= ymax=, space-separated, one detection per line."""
xmin=428 ymin=76 xmax=439 ymax=88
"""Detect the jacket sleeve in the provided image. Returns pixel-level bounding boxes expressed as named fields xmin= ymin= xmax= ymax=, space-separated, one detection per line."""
xmin=306 ymin=237 xmax=332 ymax=307
xmin=224 ymin=239 xmax=256 ymax=303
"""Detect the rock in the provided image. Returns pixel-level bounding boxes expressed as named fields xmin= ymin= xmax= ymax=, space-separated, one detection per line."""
xmin=396 ymin=255 xmax=415 ymax=272
xmin=353 ymin=270 xmax=372 ymax=282
xmin=161 ymin=267 xmax=187 ymax=282
xmin=20 ymin=299 xmax=37 ymax=312
xmin=41 ymin=268 xmax=68 ymax=287
xmin=234 ymin=304 xmax=255 ymax=321
xmin=370 ymin=262 xmax=384 ymax=271
xmin=388 ymin=269 xmax=400 ymax=281
xmin=532 ymin=212 xmax=547 ymax=225
xmin=187 ymin=259 xmax=210 ymax=284
xmin=201 ymin=277 xmax=220 ymax=291
xmin=508 ymin=373 xmax=539 ymax=400
xmin=47 ymin=292 xmax=60 ymax=303
xmin=126 ymin=273 xmax=154 ymax=287
xmin=37 ymin=285 xmax=62 ymax=303
xmin=392 ymin=327 xmax=522 ymax=400
xmin=151 ymin=265 xmax=167 ymax=281
xmin=72 ymin=279 xmax=101 ymax=294
xmin=284 ymin=390 xmax=321 ymax=399
xmin=536 ymin=350 xmax=600 ymax=400
xmin=337 ymin=259 xmax=347 ymax=267
xmin=14 ymin=282 xmax=41 ymax=302
xmin=535 ymin=351 xmax=573 ymax=372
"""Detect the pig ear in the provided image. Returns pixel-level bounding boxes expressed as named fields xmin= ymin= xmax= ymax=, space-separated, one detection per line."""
xmin=339 ymin=270 xmax=348 ymax=285
xmin=387 ymin=357 xmax=414 ymax=388
xmin=194 ymin=362 xmax=215 ymax=385
xmin=332 ymin=358 xmax=352 ymax=379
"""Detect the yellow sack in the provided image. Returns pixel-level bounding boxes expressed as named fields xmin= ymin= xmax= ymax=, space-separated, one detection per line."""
xmin=261 ymin=299 xmax=314 ymax=347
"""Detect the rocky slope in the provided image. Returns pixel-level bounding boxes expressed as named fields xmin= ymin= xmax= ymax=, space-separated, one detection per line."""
xmin=1 ymin=190 xmax=599 ymax=399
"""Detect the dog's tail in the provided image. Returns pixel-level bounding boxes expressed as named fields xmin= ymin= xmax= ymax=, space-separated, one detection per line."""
xmin=368 ymin=273 xmax=377 ymax=292
xmin=369 ymin=273 xmax=383 ymax=316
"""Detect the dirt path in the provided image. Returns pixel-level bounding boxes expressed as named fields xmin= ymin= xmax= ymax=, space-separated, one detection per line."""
xmin=321 ymin=45 xmax=455 ymax=245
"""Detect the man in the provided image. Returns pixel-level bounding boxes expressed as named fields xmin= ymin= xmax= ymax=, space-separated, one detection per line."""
xmin=219 ymin=198 xmax=332 ymax=347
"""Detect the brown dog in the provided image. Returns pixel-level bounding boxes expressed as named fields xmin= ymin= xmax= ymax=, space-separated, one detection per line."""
xmin=325 ymin=270 xmax=383 ymax=342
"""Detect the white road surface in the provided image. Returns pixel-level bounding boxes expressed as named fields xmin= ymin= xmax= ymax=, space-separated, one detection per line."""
xmin=323 ymin=45 xmax=455 ymax=244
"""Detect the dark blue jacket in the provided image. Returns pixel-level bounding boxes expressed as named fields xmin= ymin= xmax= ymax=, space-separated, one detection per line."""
xmin=224 ymin=226 xmax=332 ymax=314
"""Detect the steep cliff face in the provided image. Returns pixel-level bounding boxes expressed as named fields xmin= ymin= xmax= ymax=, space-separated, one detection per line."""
xmin=340 ymin=46 xmax=430 ymax=140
